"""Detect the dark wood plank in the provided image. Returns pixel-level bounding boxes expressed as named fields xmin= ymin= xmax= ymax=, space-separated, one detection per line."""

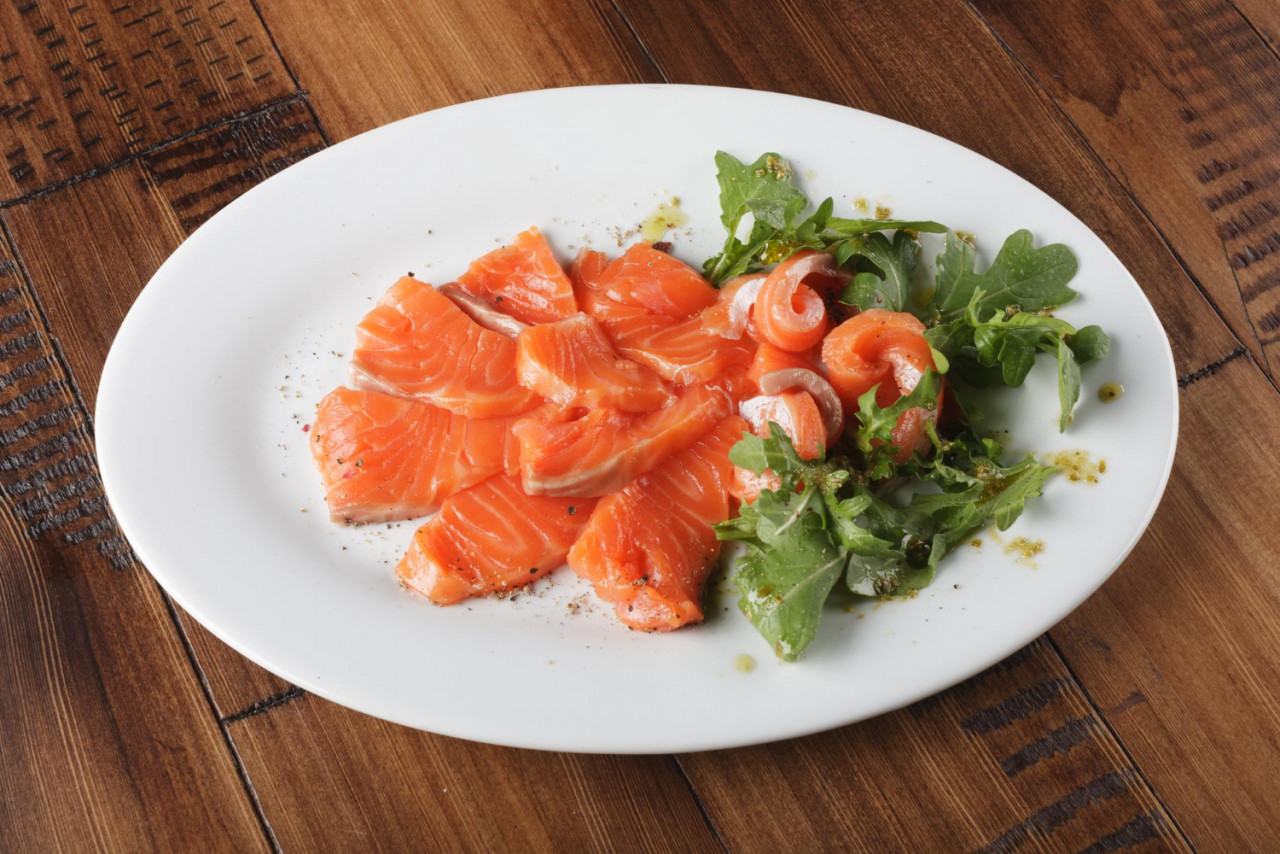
xmin=228 ymin=695 xmax=723 ymax=853
xmin=1049 ymin=353 xmax=1280 ymax=848
xmin=971 ymin=0 xmax=1280 ymax=375
xmin=0 ymin=0 xmax=294 ymax=201
xmin=680 ymin=639 xmax=1185 ymax=852
xmin=254 ymin=0 xmax=661 ymax=142
xmin=0 ymin=232 xmax=267 ymax=851
xmin=612 ymin=0 xmax=1240 ymax=378
xmin=0 ymin=97 xmax=323 ymax=716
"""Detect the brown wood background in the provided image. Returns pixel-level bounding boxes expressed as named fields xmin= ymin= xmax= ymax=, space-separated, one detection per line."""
xmin=1 ymin=1 xmax=1277 ymax=851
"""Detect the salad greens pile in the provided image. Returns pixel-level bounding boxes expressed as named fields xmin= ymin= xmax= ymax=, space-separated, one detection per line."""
xmin=705 ymin=152 xmax=1109 ymax=661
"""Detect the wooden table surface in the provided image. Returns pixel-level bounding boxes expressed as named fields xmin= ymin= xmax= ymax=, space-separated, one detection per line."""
xmin=2 ymin=1 xmax=1278 ymax=850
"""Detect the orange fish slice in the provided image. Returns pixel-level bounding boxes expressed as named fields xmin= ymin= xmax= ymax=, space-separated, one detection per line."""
xmin=604 ymin=310 xmax=755 ymax=387
xmin=822 ymin=309 xmax=939 ymax=463
xmin=730 ymin=390 xmax=827 ymax=503
xmin=397 ymin=473 xmax=593 ymax=606
xmin=310 ymin=387 xmax=516 ymax=523
xmin=568 ymin=415 xmax=747 ymax=631
xmin=453 ymin=227 xmax=578 ymax=325
xmin=512 ymin=383 xmax=733 ymax=497
xmin=753 ymin=250 xmax=838 ymax=352
xmin=575 ymin=247 xmax=755 ymax=384
xmin=594 ymin=243 xmax=718 ymax=319
xmin=515 ymin=313 xmax=672 ymax=412
xmin=747 ymin=341 xmax=818 ymax=388
xmin=351 ymin=276 xmax=539 ymax=418
xmin=701 ymin=273 xmax=765 ymax=340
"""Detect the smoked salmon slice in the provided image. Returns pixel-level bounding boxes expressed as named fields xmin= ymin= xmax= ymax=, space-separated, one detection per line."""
xmin=702 ymin=273 xmax=765 ymax=340
xmin=515 ymin=312 xmax=672 ymax=412
xmin=568 ymin=415 xmax=747 ymax=631
xmin=310 ymin=387 xmax=514 ymax=523
xmin=351 ymin=276 xmax=539 ymax=418
xmin=593 ymin=243 xmax=718 ymax=319
xmin=512 ymin=383 xmax=734 ymax=497
xmin=453 ymin=227 xmax=578 ymax=325
xmin=574 ymin=247 xmax=755 ymax=385
xmin=822 ymin=309 xmax=939 ymax=463
xmin=747 ymin=342 xmax=818 ymax=388
xmin=603 ymin=311 xmax=755 ymax=387
xmin=396 ymin=473 xmax=593 ymax=605
xmin=730 ymin=390 xmax=827 ymax=503
xmin=752 ymin=250 xmax=836 ymax=352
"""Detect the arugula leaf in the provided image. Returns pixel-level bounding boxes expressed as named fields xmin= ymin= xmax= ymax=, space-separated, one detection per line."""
xmin=836 ymin=231 xmax=922 ymax=312
xmin=730 ymin=486 xmax=846 ymax=661
xmin=703 ymin=152 xmax=811 ymax=284
xmin=931 ymin=231 xmax=980 ymax=319
xmin=727 ymin=423 xmax=815 ymax=488
xmin=1056 ymin=337 xmax=1081 ymax=432
xmin=852 ymin=369 xmax=942 ymax=456
xmin=930 ymin=229 xmax=1079 ymax=324
xmin=1068 ymin=325 xmax=1110 ymax=363
xmin=714 ymin=151 xmax=807 ymax=231
xmin=984 ymin=456 xmax=1056 ymax=529
xmin=826 ymin=217 xmax=947 ymax=235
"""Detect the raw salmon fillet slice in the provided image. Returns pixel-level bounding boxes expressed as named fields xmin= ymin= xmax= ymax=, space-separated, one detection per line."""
xmin=396 ymin=473 xmax=594 ymax=605
xmin=593 ymin=243 xmax=718 ymax=319
xmin=574 ymin=248 xmax=754 ymax=385
xmin=453 ymin=227 xmax=578 ymax=325
xmin=516 ymin=312 xmax=672 ymax=412
xmin=730 ymin=390 xmax=827 ymax=503
xmin=822 ymin=309 xmax=939 ymax=463
xmin=310 ymin=387 xmax=515 ymax=523
xmin=512 ymin=383 xmax=734 ymax=497
xmin=568 ymin=415 xmax=747 ymax=631
xmin=351 ymin=276 xmax=539 ymax=418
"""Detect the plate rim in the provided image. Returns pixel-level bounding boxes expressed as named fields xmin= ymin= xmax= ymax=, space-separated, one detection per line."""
xmin=96 ymin=83 xmax=1181 ymax=753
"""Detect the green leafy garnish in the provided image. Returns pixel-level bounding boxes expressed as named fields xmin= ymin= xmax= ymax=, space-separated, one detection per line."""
xmin=715 ymin=425 xmax=1055 ymax=660
xmin=701 ymin=152 xmax=1108 ymax=661
xmin=702 ymin=152 xmax=943 ymax=286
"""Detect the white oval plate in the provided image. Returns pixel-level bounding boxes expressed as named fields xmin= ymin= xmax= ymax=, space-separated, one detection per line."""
xmin=97 ymin=85 xmax=1177 ymax=753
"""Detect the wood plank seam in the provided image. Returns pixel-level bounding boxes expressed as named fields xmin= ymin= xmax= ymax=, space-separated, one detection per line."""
xmin=946 ymin=638 xmax=1189 ymax=851
xmin=0 ymin=89 xmax=308 ymax=211
xmin=159 ymin=591 xmax=284 ymax=853
xmin=1177 ymin=346 xmax=1247 ymax=388
xmin=222 ymin=685 xmax=306 ymax=725
xmin=0 ymin=222 xmax=133 ymax=566
xmin=242 ymin=0 xmax=335 ymax=146
xmin=1231 ymin=0 xmax=1280 ymax=65
xmin=1040 ymin=634 xmax=1198 ymax=852
xmin=670 ymin=758 xmax=730 ymax=853
xmin=965 ymin=0 xmax=1280 ymax=396
xmin=604 ymin=0 xmax=667 ymax=82
xmin=1 ymin=179 xmax=297 ymax=849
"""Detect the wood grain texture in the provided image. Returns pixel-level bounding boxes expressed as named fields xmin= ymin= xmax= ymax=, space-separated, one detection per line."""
xmin=0 ymin=231 xmax=266 ymax=851
xmin=1 ymin=97 xmax=324 ymax=716
xmin=0 ymin=0 xmax=294 ymax=201
xmin=613 ymin=0 xmax=1241 ymax=377
xmin=1049 ymin=354 xmax=1280 ymax=850
xmin=1 ymin=58 xmax=722 ymax=850
xmin=228 ymin=693 xmax=723 ymax=853
xmin=680 ymin=639 xmax=1186 ymax=852
xmin=253 ymin=0 xmax=660 ymax=142
xmin=0 ymin=0 xmax=1277 ymax=849
xmin=1234 ymin=0 xmax=1280 ymax=47
xmin=971 ymin=0 xmax=1280 ymax=375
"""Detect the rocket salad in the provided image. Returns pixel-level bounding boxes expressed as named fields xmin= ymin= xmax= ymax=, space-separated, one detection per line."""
xmin=707 ymin=152 xmax=1110 ymax=661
